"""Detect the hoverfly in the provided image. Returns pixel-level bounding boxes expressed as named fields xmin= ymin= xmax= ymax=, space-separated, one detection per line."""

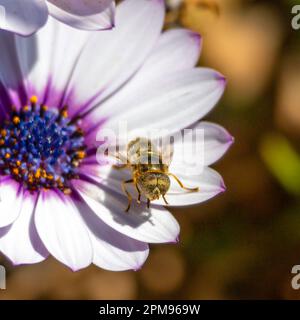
xmin=114 ymin=137 xmax=199 ymax=212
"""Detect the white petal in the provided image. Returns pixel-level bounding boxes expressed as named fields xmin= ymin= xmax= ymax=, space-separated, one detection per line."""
xmin=0 ymin=193 xmax=48 ymax=265
xmin=199 ymin=121 xmax=234 ymax=165
xmin=34 ymin=190 xmax=93 ymax=271
xmin=73 ymin=180 xmax=180 ymax=244
xmin=0 ymin=31 xmax=26 ymax=107
xmin=0 ymin=178 xmax=23 ymax=228
xmin=170 ymin=121 xmax=234 ymax=169
xmin=0 ymin=0 xmax=48 ymax=36
xmin=74 ymin=198 xmax=149 ymax=271
xmin=47 ymin=1 xmax=115 ymax=30
xmin=15 ymin=16 xmax=91 ymax=106
xmin=63 ymin=0 xmax=165 ymax=116
xmin=82 ymin=28 xmax=201 ymax=133
xmin=47 ymin=0 xmax=113 ymax=15
xmin=85 ymin=68 xmax=226 ymax=141
xmin=136 ymin=28 xmax=202 ymax=81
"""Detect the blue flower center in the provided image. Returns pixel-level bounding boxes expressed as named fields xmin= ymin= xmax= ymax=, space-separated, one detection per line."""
xmin=0 ymin=96 xmax=86 ymax=194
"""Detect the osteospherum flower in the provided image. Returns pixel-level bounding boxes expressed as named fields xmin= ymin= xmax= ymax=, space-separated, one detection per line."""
xmin=0 ymin=0 xmax=232 ymax=271
xmin=0 ymin=0 xmax=115 ymax=36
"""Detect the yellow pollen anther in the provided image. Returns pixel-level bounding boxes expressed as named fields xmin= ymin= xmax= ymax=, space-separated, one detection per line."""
xmin=13 ymin=116 xmax=20 ymax=125
xmin=5 ymin=153 xmax=11 ymax=159
xmin=76 ymin=151 xmax=86 ymax=159
xmin=41 ymin=169 xmax=47 ymax=178
xmin=1 ymin=129 xmax=7 ymax=137
xmin=23 ymin=105 xmax=30 ymax=112
xmin=16 ymin=160 xmax=21 ymax=166
xmin=35 ymin=169 xmax=41 ymax=179
xmin=63 ymin=188 xmax=72 ymax=195
xmin=12 ymin=168 xmax=19 ymax=175
xmin=30 ymin=95 xmax=38 ymax=104
xmin=28 ymin=173 xmax=34 ymax=183
xmin=56 ymin=178 xmax=63 ymax=188
xmin=0 ymin=139 xmax=4 ymax=146
xmin=47 ymin=174 xmax=54 ymax=180
xmin=62 ymin=110 xmax=68 ymax=118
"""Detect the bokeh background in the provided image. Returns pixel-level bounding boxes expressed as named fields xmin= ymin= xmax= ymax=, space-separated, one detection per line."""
xmin=1 ymin=0 xmax=300 ymax=300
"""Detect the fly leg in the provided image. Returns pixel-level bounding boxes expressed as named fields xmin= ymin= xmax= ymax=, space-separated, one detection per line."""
xmin=113 ymin=164 xmax=128 ymax=170
xmin=167 ymin=173 xmax=199 ymax=192
xmin=112 ymin=152 xmax=128 ymax=170
xmin=122 ymin=179 xmax=134 ymax=212
xmin=162 ymin=195 xmax=169 ymax=205
xmin=135 ymin=183 xmax=142 ymax=204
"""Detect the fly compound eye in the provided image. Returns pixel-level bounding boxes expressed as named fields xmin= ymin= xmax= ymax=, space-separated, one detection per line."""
xmin=157 ymin=175 xmax=171 ymax=195
xmin=138 ymin=173 xmax=157 ymax=192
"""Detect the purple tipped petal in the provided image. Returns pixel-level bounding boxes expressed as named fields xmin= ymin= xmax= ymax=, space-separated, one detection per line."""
xmin=170 ymin=121 xmax=234 ymax=167
xmin=47 ymin=0 xmax=115 ymax=31
xmin=47 ymin=0 xmax=114 ymax=16
xmin=219 ymin=179 xmax=227 ymax=193
xmin=215 ymin=73 xmax=227 ymax=87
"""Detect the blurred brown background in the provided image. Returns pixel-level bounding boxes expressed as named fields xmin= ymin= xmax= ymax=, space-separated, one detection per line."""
xmin=1 ymin=0 xmax=300 ymax=300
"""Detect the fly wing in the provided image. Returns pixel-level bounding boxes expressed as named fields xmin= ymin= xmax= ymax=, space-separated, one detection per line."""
xmin=104 ymin=144 xmax=128 ymax=166
xmin=154 ymin=137 xmax=174 ymax=166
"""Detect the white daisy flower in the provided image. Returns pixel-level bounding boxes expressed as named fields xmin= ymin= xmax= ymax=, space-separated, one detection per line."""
xmin=0 ymin=0 xmax=232 ymax=271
